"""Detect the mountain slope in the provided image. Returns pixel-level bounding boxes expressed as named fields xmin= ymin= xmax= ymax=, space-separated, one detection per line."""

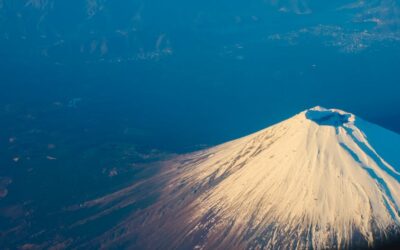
xmin=79 ymin=106 xmax=400 ymax=249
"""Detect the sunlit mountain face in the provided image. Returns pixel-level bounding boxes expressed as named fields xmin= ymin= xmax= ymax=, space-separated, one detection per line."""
xmin=76 ymin=107 xmax=400 ymax=250
xmin=2 ymin=107 xmax=400 ymax=249
xmin=1 ymin=1 xmax=400 ymax=249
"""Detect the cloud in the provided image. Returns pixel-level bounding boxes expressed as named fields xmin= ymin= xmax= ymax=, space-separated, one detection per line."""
xmin=86 ymin=0 xmax=105 ymax=18
xmin=25 ymin=0 xmax=51 ymax=10
xmin=269 ymin=0 xmax=312 ymax=15
xmin=268 ymin=24 xmax=400 ymax=53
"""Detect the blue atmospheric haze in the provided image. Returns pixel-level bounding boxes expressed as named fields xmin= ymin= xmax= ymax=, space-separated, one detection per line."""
xmin=1 ymin=1 xmax=400 ymax=152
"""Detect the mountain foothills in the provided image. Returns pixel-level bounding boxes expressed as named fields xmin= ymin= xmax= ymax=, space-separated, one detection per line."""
xmin=0 ymin=0 xmax=400 ymax=63
xmin=55 ymin=107 xmax=399 ymax=250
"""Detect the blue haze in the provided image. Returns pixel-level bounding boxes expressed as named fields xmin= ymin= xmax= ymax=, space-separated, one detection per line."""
xmin=1 ymin=1 xmax=399 ymax=152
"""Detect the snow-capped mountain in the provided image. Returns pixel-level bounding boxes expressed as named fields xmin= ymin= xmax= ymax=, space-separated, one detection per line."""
xmin=81 ymin=106 xmax=400 ymax=249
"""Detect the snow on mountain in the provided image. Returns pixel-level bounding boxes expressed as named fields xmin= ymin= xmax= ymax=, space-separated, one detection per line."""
xmin=80 ymin=106 xmax=400 ymax=249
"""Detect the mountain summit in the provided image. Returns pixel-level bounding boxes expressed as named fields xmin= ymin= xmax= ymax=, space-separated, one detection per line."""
xmin=83 ymin=107 xmax=400 ymax=249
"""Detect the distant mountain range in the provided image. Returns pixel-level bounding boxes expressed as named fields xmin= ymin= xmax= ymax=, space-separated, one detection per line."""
xmin=1 ymin=0 xmax=399 ymax=64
